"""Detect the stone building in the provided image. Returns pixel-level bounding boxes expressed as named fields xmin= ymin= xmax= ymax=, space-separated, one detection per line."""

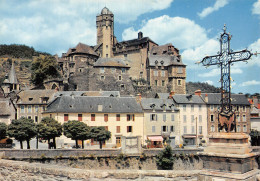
xmin=200 ymin=92 xmax=251 ymax=134
xmin=2 ymin=63 xmax=20 ymax=95
xmin=57 ymin=7 xmax=186 ymax=94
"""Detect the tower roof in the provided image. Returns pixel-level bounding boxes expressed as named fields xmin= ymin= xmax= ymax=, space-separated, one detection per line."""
xmin=101 ymin=7 xmax=113 ymax=15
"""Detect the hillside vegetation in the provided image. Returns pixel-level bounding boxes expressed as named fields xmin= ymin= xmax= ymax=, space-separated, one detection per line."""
xmin=186 ymin=81 xmax=221 ymax=94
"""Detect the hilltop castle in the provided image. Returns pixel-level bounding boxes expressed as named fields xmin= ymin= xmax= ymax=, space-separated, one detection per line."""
xmin=56 ymin=7 xmax=186 ymax=95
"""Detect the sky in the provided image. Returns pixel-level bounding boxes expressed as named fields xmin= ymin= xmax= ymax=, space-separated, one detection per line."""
xmin=0 ymin=0 xmax=260 ymax=94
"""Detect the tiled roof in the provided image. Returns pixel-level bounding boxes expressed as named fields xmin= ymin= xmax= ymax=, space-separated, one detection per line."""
xmin=54 ymin=91 xmax=120 ymax=97
xmin=17 ymin=90 xmax=57 ymax=105
xmin=94 ymin=58 xmax=130 ymax=68
xmin=66 ymin=43 xmax=98 ymax=56
xmin=141 ymin=98 xmax=178 ymax=111
xmin=45 ymin=96 xmax=143 ymax=113
xmin=172 ymin=94 xmax=205 ymax=104
xmin=150 ymin=43 xmax=179 ymax=55
xmin=148 ymin=55 xmax=185 ymax=66
xmin=200 ymin=93 xmax=250 ymax=105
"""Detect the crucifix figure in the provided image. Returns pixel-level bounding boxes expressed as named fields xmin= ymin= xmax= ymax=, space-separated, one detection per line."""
xmin=200 ymin=25 xmax=252 ymax=132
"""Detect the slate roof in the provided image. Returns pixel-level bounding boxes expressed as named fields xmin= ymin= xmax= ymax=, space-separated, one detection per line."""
xmin=148 ymin=55 xmax=185 ymax=67
xmin=94 ymin=58 xmax=130 ymax=68
xmin=116 ymin=37 xmax=157 ymax=48
xmin=150 ymin=43 xmax=179 ymax=55
xmin=200 ymin=93 xmax=250 ymax=105
xmin=54 ymin=91 xmax=120 ymax=97
xmin=17 ymin=90 xmax=57 ymax=105
xmin=66 ymin=43 xmax=98 ymax=57
xmin=141 ymin=98 xmax=178 ymax=111
xmin=45 ymin=96 xmax=143 ymax=113
xmin=155 ymin=93 xmax=170 ymax=99
xmin=172 ymin=94 xmax=205 ymax=104
xmin=0 ymin=98 xmax=12 ymax=116
xmin=100 ymin=7 xmax=113 ymax=15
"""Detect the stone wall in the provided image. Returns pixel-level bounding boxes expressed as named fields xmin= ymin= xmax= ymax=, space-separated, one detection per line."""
xmin=0 ymin=159 xmax=200 ymax=181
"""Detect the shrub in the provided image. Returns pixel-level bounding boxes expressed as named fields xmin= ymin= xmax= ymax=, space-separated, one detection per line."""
xmin=156 ymin=145 xmax=174 ymax=170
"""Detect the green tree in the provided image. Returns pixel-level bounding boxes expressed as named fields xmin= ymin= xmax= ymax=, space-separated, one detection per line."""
xmin=63 ymin=120 xmax=91 ymax=149
xmin=156 ymin=145 xmax=174 ymax=170
xmin=91 ymin=126 xmax=111 ymax=149
xmin=31 ymin=55 xmax=60 ymax=86
xmin=0 ymin=122 xmax=7 ymax=140
xmin=38 ymin=117 xmax=62 ymax=149
xmin=7 ymin=118 xmax=37 ymax=149
xmin=250 ymin=129 xmax=260 ymax=146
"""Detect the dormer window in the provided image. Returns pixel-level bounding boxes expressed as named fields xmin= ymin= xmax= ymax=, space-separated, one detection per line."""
xmin=163 ymin=51 xmax=167 ymax=54
xmin=155 ymin=60 xmax=158 ymax=64
xmin=29 ymin=98 xmax=33 ymax=101
xmin=153 ymin=53 xmax=157 ymax=55
xmin=160 ymin=60 xmax=164 ymax=65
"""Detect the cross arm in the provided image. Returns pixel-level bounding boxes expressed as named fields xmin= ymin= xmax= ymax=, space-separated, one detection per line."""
xmin=229 ymin=49 xmax=252 ymax=63
xmin=200 ymin=54 xmax=221 ymax=66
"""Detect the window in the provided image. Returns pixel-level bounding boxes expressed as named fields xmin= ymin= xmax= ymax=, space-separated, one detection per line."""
xmin=243 ymin=125 xmax=247 ymax=132
xmin=162 ymin=80 xmax=165 ymax=86
xmin=100 ymin=75 xmax=105 ymax=80
xmin=91 ymin=114 xmax=95 ymax=121
xmin=35 ymin=116 xmax=38 ymax=123
xmin=177 ymin=67 xmax=183 ymax=74
xmin=199 ymin=126 xmax=202 ymax=134
xmin=171 ymin=114 xmax=175 ymax=121
xmin=28 ymin=105 xmax=32 ymax=113
xmin=184 ymin=126 xmax=187 ymax=134
xmin=116 ymin=114 xmax=120 ymax=121
xmin=170 ymin=126 xmax=175 ymax=132
xmin=163 ymin=114 xmax=166 ymax=122
xmin=155 ymin=80 xmax=158 ymax=86
xmin=116 ymin=126 xmax=120 ymax=133
xmin=104 ymin=114 xmax=108 ymax=122
xmin=124 ymin=54 xmax=127 ymax=58
xmin=64 ymin=114 xmax=69 ymax=122
xmin=127 ymin=126 xmax=133 ymax=133
xmin=127 ymin=114 xmax=135 ymax=121
xmin=183 ymin=105 xmax=186 ymax=111
xmin=191 ymin=115 xmax=194 ymax=123
xmin=183 ymin=115 xmax=186 ymax=123
xmin=199 ymin=105 xmax=202 ymax=111
xmin=162 ymin=126 xmax=167 ymax=132
xmin=210 ymin=105 xmax=214 ymax=110
xmin=106 ymin=45 xmax=108 ymax=49
xmin=78 ymin=114 xmax=82 ymax=121
xmin=21 ymin=106 xmax=25 ymax=113
xmin=161 ymin=70 xmax=165 ymax=77
xmin=28 ymin=116 xmax=31 ymax=119
xmin=35 ymin=106 xmax=39 ymax=113
xmin=120 ymin=84 xmax=125 ymax=90
xmin=199 ymin=115 xmax=202 ymax=123
xmin=237 ymin=115 xmax=240 ymax=122
xmin=111 ymin=68 xmax=115 ymax=73
xmin=151 ymin=114 xmax=157 ymax=121
xmin=243 ymin=106 xmax=246 ymax=112
xmin=141 ymin=64 xmax=144 ymax=68
xmin=236 ymin=106 xmax=240 ymax=111
xmin=140 ymin=72 xmax=143 ymax=78
xmin=210 ymin=125 xmax=215 ymax=132
xmin=100 ymin=67 xmax=104 ymax=73
xmin=210 ymin=115 xmax=214 ymax=122
xmin=122 ymin=68 xmax=126 ymax=74
xmin=191 ymin=105 xmax=194 ymax=112
xmin=177 ymin=79 xmax=181 ymax=86
xmin=154 ymin=70 xmax=158 ymax=76
xmin=106 ymin=54 xmax=108 ymax=58
xmin=152 ymin=126 xmax=156 ymax=133
xmin=118 ymin=76 xmax=122 ymax=80
xmin=50 ymin=114 xmax=52 ymax=118
xmin=237 ymin=125 xmax=241 ymax=132
xmin=243 ymin=115 xmax=246 ymax=122
xmin=192 ymin=126 xmax=195 ymax=134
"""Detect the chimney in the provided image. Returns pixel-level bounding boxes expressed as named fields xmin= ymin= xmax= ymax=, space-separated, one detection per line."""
xmin=136 ymin=93 xmax=142 ymax=103
xmin=205 ymin=94 xmax=208 ymax=103
xmin=169 ymin=91 xmax=175 ymax=98
xmin=195 ymin=90 xmax=201 ymax=96
xmin=138 ymin=32 xmax=143 ymax=39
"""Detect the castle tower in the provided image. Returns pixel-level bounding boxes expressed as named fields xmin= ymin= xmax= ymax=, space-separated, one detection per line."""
xmin=96 ymin=7 xmax=114 ymax=58
xmin=2 ymin=62 xmax=20 ymax=94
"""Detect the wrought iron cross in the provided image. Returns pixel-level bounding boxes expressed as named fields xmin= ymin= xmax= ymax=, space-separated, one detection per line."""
xmin=200 ymin=25 xmax=252 ymax=132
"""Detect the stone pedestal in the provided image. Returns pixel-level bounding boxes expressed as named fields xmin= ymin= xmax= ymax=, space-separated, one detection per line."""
xmin=198 ymin=133 xmax=259 ymax=181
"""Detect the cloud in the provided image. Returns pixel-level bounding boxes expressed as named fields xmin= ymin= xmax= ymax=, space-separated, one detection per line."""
xmin=122 ymin=15 xmax=208 ymax=50
xmin=0 ymin=0 xmax=173 ymax=55
xmin=248 ymin=38 xmax=260 ymax=67
xmin=241 ymin=80 xmax=260 ymax=86
xmin=252 ymin=0 xmax=260 ymax=15
xmin=198 ymin=0 xmax=229 ymax=18
xmin=198 ymin=67 xmax=242 ymax=77
xmin=204 ymin=80 xmax=214 ymax=85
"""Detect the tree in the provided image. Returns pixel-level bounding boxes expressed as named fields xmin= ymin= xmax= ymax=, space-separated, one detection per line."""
xmin=7 ymin=118 xmax=37 ymax=149
xmin=31 ymin=55 xmax=60 ymax=86
xmin=0 ymin=122 xmax=7 ymax=140
xmin=37 ymin=117 xmax=62 ymax=149
xmin=63 ymin=120 xmax=91 ymax=149
xmin=250 ymin=129 xmax=260 ymax=146
xmin=156 ymin=145 xmax=174 ymax=170
xmin=90 ymin=126 xmax=111 ymax=149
